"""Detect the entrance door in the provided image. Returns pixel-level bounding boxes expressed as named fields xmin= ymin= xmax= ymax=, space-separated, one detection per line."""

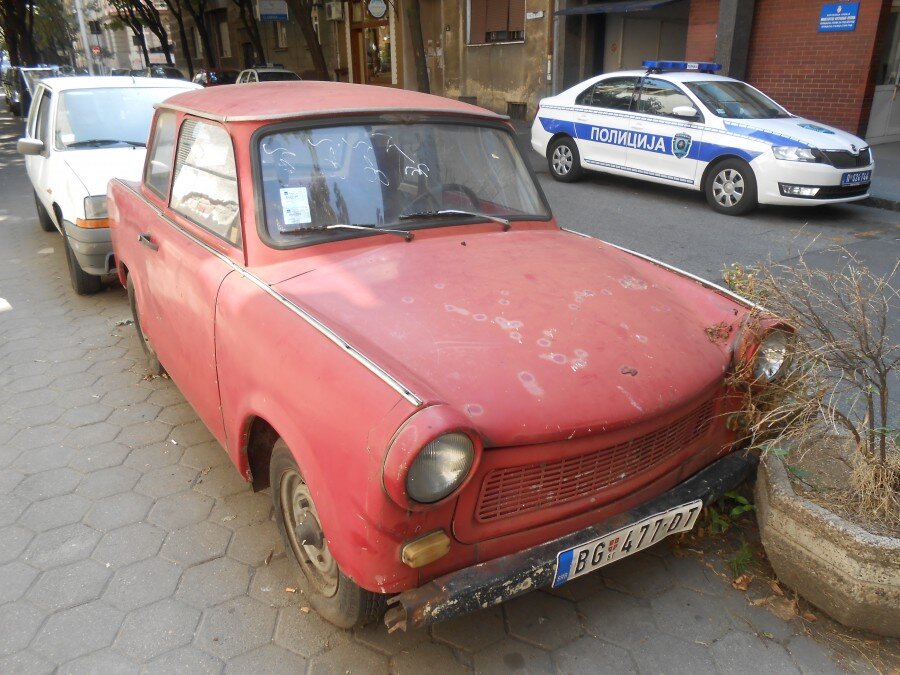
xmin=867 ymin=3 xmax=900 ymax=145
xmin=348 ymin=0 xmax=393 ymax=85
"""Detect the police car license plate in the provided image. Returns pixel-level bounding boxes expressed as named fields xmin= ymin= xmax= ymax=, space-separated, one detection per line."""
xmin=841 ymin=170 xmax=871 ymax=186
xmin=551 ymin=500 xmax=703 ymax=587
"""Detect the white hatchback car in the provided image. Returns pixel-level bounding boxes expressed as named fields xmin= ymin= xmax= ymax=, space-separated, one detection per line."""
xmin=17 ymin=76 xmax=200 ymax=293
xmin=531 ymin=61 xmax=875 ymax=215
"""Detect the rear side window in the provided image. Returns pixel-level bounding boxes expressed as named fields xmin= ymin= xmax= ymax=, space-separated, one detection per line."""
xmin=34 ymin=91 xmax=52 ymax=145
xmin=170 ymin=119 xmax=241 ymax=246
xmin=575 ymin=78 xmax=637 ymax=111
xmin=144 ymin=112 xmax=177 ymax=198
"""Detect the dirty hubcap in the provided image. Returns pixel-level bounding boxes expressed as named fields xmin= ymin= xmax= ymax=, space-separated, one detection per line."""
xmin=280 ymin=469 xmax=339 ymax=597
xmin=712 ymin=169 xmax=745 ymax=207
xmin=552 ymin=145 xmax=573 ymax=175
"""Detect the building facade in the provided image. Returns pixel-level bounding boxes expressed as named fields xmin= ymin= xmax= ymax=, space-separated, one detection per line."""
xmin=153 ymin=0 xmax=899 ymax=144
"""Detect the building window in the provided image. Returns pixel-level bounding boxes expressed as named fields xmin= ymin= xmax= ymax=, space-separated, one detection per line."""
xmin=274 ymin=21 xmax=287 ymax=49
xmin=218 ymin=21 xmax=231 ymax=58
xmin=468 ymin=0 xmax=524 ymax=45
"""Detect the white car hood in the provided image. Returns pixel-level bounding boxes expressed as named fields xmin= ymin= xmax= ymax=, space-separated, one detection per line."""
xmin=63 ymin=146 xmax=147 ymax=197
xmin=722 ymin=117 xmax=867 ymax=152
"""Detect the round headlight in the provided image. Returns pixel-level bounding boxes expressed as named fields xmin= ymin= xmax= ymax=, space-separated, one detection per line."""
xmin=753 ymin=330 xmax=791 ymax=382
xmin=406 ymin=432 xmax=474 ymax=504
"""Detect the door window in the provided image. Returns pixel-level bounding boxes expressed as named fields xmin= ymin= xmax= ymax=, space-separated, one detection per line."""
xmin=170 ymin=119 xmax=241 ymax=246
xmin=636 ymin=78 xmax=695 ymax=118
xmin=144 ymin=112 xmax=178 ymax=198
xmin=35 ymin=90 xmax=52 ymax=146
xmin=575 ymin=77 xmax=638 ymax=111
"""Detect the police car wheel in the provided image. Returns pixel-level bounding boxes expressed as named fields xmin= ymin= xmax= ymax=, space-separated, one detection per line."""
xmin=705 ymin=159 xmax=757 ymax=216
xmin=548 ymin=137 xmax=583 ymax=182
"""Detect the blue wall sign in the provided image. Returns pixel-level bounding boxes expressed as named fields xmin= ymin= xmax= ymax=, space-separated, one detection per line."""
xmin=819 ymin=3 xmax=859 ymax=32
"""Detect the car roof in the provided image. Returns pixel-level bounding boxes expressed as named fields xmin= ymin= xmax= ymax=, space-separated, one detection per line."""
xmin=159 ymin=80 xmax=507 ymax=123
xmin=246 ymin=67 xmax=293 ymax=72
xmin=590 ymin=70 xmax=742 ymax=84
xmin=37 ymin=76 xmax=200 ymax=92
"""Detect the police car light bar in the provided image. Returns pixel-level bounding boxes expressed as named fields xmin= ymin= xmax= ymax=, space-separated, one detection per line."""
xmin=642 ymin=61 xmax=722 ymax=74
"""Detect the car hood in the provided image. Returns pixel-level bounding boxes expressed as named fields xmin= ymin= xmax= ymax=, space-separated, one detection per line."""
xmin=271 ymin=228 xmax=750 ymax=447
xmin=723 ymin=117 xmax=867 ymax=151
xmin=63 ymin=147 xmax=148 ymax=197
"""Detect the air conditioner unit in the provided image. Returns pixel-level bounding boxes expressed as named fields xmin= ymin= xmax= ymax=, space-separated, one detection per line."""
xmin=324 ymin=1 xmax=343 ymax=21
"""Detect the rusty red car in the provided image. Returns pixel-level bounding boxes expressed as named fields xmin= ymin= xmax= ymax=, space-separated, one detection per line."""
xmin=107 ymin=81 xmax=791 ymax=632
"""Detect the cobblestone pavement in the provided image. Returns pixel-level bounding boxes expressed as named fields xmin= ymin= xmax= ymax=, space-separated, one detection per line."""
xmin=0 ymin=109 xmax=878 ymax=674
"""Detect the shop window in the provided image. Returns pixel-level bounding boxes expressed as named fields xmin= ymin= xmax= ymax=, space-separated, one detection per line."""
xmin=468 ymin=0 xmax=525 ymax=45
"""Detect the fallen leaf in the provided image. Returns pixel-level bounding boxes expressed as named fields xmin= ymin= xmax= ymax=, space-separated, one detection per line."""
xmin=802 ymin=612 xmax=817 ymax=622
xmin=300 ymin=606 xmax=310 ymax=613
xmin=749 ymin=596 xmax=769 ymax=607
xmin=732 ymin=574 xmax=753 ymax=591
xmin=768 ymin=597 xmax=798 ymax=621
xmin=285 ymin=587 xmax=297 ymax=593
xmin=761 ymin=631 xmax=775 ymax=640
xmin=264 ymin=550 xmax=273 ymax=566
xmin=200 ymin=467 xmax=211 ymax=476
xmin=769 ymin=581 xmax=784 ymax=597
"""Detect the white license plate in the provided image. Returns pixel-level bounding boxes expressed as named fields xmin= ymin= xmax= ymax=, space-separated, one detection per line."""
xmin=551 ymin=500 xmax=703 ymax=587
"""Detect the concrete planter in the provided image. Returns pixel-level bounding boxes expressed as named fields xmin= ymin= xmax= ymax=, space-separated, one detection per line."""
xmin=755 ymin=453 xmax=900 ymax=637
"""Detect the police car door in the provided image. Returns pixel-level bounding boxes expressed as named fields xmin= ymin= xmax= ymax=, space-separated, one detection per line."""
xmin=626 ymin=77 xmax=702 ymax=186
xmin=572 ymin=76 xmax=639 ymax=172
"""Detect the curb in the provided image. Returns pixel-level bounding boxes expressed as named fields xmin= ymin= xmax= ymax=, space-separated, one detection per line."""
xmin=860 ymin=195 xmax=900 ymax=212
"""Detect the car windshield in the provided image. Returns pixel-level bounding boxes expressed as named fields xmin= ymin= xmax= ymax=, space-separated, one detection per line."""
xmin=258 ymin=71 xmax=300 ymax=81
xmin=55 ymin=87 xmax=187 ymax=150
xmin=258 ymin=122 xmax=548 ymax=242
xmin=684 ymin=81 xmax=792 ymax=119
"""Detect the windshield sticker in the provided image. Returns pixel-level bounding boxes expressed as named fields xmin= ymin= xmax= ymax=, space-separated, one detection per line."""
xmin=798 ymin=122 xmax=835 ymax=135
xmin=279 ymin=187 xmax=311 ymax=229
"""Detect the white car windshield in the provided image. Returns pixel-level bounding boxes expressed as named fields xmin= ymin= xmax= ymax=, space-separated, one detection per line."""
xmin=684 ymin=81 xmax=792 ymax=119
xmin=55 ymin=87 xmax=187 ymax=150
xmin=257 ymin=122 xmax=549 ymax=242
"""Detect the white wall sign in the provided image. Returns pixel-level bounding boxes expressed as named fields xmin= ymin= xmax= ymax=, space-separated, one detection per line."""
xmin=367 ymin=0 xmax=387 ymax=19
xmin=256 ymin=0 xmax=288 ymax=22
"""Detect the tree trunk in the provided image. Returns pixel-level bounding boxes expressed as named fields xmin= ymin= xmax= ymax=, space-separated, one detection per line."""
xmin=183 ymin=0 xmax=217 ymax=68
xmin=233 ymin=0 xmax=264 ymax=65
xmin=165 ymin=0 xmax=195 ymax=77
xmin=404 ymin=0 xmax=429 ymax=93
xmin=292 ymin=0 xmax=328 ymax=80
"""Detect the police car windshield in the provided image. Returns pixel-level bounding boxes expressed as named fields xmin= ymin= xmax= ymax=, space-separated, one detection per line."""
xmin=684 ymin=81 xmax=792 ymax=120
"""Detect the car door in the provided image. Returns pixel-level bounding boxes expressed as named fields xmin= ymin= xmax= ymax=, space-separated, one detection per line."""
xmin=572 ymin=76 xmax=639 ymax=172
xmin=137 ymin=115 xmax=242 ymax=445
xmin=626 ymin=77 xmax=703 ymax=186
xmin=25 ymin=86 xmax=56 ymax=218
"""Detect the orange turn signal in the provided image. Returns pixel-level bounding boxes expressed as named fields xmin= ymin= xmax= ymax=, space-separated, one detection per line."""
xmin=401 ymin=530 xmax=451 ymax=568
xmin=75 ymin=218 xmax=109 ymax=229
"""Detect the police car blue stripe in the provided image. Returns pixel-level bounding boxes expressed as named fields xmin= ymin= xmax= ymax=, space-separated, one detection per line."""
xmin=539 ymin=116 xmax=763 ymax=166
xmin=723 ymin=122 xmax=806 ymax=147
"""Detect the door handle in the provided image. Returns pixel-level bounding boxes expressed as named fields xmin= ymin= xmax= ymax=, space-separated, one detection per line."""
xmin=138 ymin=233 xmax=158 ymax=251
xmin=576 ymin=115 xmax=589 ymax=122
xmin=632 ymin=122 xmax=645 ymax=130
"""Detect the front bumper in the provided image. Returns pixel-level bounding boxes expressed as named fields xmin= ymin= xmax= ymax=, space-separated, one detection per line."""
xmin=754 ymin=156 xmax=874 ymax=206
xmin=384 ymin=450 xmax=757 ymax=632
xmin=63 ymin=220 xmax=115 ymax=276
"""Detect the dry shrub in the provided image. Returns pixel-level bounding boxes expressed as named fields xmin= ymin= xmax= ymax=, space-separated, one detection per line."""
xmin=724 ymin=247 xmax=899 ymax=529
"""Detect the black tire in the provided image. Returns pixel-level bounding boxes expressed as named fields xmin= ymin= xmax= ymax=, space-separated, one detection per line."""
xmin=34 ymin=192 xmax=55 ymax=232
xmin=10 ymin=101 xmax=21 ymax=117
xmin=270 ymin=439 xmax=385 ymax=628
xmin=547 ymin=136 xmax=584 ymax=183
xmin=704 ymin=158 xmax=758 ymax=216
xmin=63 ymin=235 xmax=102 ymax=295
xmin=126 ymin=274 xmax=164 ymax=375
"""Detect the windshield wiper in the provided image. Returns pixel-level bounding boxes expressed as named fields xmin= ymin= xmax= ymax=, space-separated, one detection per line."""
xmin=66 ymin=139 xmax=146 ymax=148
xmin=399 ymin=209 xmax=511 ymax=231
xmin=325 ymin=223 xmax=414 ymax=241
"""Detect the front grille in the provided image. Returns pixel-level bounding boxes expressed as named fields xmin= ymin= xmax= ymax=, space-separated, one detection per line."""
xmin=476 ymin=398 xmax=716 ymax=522
xmin=820 ymin=148 xmax=871 ymax=169
xmin=816 ymin=184 xmax=870 ymax=199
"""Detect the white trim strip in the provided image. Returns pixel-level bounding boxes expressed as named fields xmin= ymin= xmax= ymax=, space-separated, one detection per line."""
xmin=156 ymin=103 xmax=508 ymax=124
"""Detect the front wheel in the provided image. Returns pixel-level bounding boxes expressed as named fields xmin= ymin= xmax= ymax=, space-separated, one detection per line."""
xmin=704 ymin=159 xmax=758 ymax=216
xmin=34 ymin=192 xmax=55 ymax=232
xmin=547 ymin=137 xmax=584 ymax=183
xmin=270 ymin=440 xmax=384 ymax=628
xmin=63 ymin=235 xmax=102 ymax=295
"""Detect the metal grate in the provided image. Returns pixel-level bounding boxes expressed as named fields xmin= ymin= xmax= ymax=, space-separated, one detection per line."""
xmin=820 ymin=148 xmax=871 ymax=169
xmin=476 ymin=399 xmax=716 ymax=522
xmin=506 ymin=102 xmax=527 ymax=120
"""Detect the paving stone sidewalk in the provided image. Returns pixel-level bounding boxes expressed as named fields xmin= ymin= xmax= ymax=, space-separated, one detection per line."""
xmin=0 ymin=109 xmax=878 ymax=674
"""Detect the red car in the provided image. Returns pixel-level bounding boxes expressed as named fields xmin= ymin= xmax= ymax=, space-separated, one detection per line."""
xmin=107 ymin=82 xmax=791 ymax=631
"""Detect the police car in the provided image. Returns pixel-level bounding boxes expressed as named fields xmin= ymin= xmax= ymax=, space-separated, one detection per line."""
xmin=531 ymin=61 xmax=874 ymax=215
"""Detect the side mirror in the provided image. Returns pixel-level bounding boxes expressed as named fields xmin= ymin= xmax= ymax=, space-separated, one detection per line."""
xmin=672 ymin=105 xmax=699 ymax=119
xmin=17 ymin=138 xmax=44 ymax=155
